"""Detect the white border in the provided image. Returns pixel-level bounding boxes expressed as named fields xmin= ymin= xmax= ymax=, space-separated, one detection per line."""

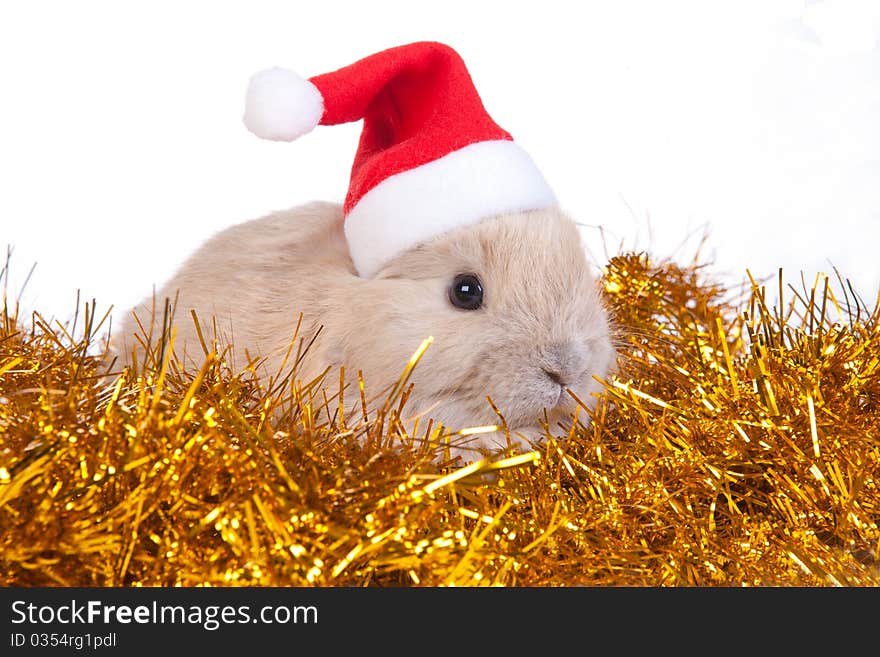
xmin=344 ymin=140 xmax=557 ymax=277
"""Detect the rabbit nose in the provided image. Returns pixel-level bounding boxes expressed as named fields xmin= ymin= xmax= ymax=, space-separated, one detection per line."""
xmin=540 ymin=342 xmax=586 ymax=387
xmin=542 ymin=368 xmax=567 ymax=386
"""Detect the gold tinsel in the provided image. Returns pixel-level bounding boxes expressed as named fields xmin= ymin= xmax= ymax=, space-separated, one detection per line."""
xmin=1 ymin=252 xmax=878 ymax=586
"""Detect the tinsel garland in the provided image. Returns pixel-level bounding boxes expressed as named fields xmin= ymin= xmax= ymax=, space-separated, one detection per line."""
xmin=0 ymin=252 xmax=877 ymax=586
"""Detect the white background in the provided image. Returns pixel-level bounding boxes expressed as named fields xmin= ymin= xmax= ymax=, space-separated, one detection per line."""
xmin=1 ymin=0 xmax=878 ymax=330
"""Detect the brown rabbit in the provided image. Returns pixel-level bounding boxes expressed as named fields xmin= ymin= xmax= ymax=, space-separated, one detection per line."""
xmin=111 ymin=201 xmax=615 ymax=458
xmin=112 ymin=42 xmax=617 ymax=459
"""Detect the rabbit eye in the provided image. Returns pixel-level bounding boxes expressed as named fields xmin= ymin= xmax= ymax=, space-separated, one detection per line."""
xmin=449 ymin=274 xmax=483 ymax=310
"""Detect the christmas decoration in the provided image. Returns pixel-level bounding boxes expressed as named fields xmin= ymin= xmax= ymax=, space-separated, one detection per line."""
xmin=243 ymin=41 xmax=555 ymax=278
xmin=1 ymin=251 xmax=877 ymax=586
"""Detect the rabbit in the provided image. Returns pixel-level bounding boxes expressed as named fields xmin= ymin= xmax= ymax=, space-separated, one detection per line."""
xmin=110 ymin=200 xmax=617 ymax=461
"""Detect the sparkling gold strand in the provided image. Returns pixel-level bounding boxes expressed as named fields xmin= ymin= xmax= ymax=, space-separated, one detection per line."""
xmin=0 ymin=251 xmax=878 ymax=586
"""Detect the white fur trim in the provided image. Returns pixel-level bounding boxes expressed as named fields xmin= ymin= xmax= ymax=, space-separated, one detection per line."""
xmin=345 ymin=140 xmax=556 ymax=278
xmin=243 ymin=67 xmax=323 ymax=141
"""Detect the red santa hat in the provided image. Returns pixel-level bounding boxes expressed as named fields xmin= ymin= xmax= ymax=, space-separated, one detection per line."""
xmin=243 ymin=41 xmax=556 ymax=278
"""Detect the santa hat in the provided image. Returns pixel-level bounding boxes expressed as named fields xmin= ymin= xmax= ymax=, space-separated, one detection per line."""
xmin=243 ymin=41 xmax=556 ymax=278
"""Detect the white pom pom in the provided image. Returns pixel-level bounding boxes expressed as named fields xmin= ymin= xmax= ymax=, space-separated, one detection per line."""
xmin=243 ymin=67 xmax=324 ymax=141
